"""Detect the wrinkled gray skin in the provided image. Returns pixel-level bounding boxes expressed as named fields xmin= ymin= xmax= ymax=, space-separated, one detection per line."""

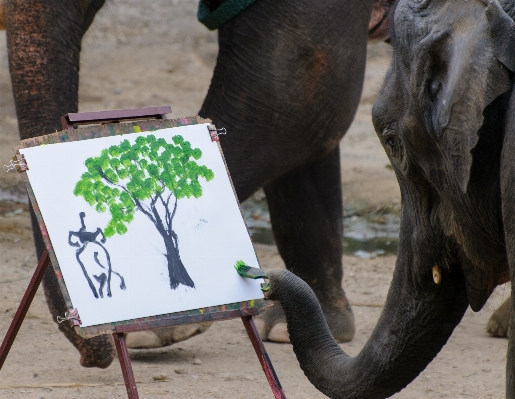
xmin=266 ymin=0 xmax=515 ymax=398
xmin=3 ymin=0 xmax=393 ymax=368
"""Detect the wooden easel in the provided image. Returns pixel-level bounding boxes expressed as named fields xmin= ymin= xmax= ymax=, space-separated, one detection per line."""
xmin=0 ymin=107 xmax=287 ymax=399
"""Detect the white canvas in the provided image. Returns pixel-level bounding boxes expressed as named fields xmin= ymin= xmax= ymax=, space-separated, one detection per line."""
xmin=19 ymin=124 xmax=264 ymax=327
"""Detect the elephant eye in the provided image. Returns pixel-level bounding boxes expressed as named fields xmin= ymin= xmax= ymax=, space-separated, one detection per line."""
xmin=382 ymin=128 xmax=398 ymax=152
xmin=381 ymin=127 xmax=405 ymax=171
xmin=386 ymin=136 xmax=396 ymax=148
xmin=427 ymin=80 xmax=441 ymax=102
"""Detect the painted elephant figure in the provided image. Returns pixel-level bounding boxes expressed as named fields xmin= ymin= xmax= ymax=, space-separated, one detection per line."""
xmin=265 ymin=0 xmax=515 ymax=397
xmin=3 ymin=0 xmax=393 ymax=368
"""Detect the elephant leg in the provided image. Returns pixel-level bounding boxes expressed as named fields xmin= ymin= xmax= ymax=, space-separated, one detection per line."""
xmin=106 ymin=271 xmax=112 ymax=298
xmin=5 ymin=0 xmax=114 ymax=368
xmin=487 ymin=296 xmax=511 ymax=338
xmin=31 ymin=211 xmax=116 ymax=368
xmin=501 ymin=88 xmax=515 ymax=399
xmin=256 ymin=147 xmax=355 ymax=343
xmin=126 ymin=322 xmax=213 ymax=349
xmin=93 ymin=273 xmax=107 ymax=298
xmin=509 ymin=286 xmax=515 ymax=399
xmin=76 ymin=247 xmax=99 ymax=299
xmin=93 ymin=251 xmax=112 ymax=297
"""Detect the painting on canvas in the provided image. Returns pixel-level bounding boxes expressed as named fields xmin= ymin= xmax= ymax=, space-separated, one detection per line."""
xmin=19 ymin=123 xmax=263 ymax=328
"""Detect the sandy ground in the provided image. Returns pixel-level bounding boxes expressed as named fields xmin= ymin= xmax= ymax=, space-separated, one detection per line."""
xmin=0 ymin=1 xmax=511 ymax=398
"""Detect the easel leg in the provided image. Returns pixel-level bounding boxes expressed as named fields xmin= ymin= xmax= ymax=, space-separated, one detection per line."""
xmin=113 ymin=332 xmax=139 ymax=399
xmin=0 ymin=249 xmax=50 ymax=369
xmin=241 ymin=315 xmax=287 ymax=399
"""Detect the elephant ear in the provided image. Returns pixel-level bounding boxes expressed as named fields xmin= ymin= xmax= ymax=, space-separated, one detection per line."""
xmin=489 ymin=0 xmax=515 ymax=72
xmin=435 ymin=0 xmax=515 ymax=193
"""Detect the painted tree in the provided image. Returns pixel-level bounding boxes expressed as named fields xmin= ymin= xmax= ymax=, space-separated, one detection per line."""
xmin=73 ymin=134 xmax=214 ymax=289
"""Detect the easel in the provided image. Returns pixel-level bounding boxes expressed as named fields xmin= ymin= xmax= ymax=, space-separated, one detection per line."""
xmin=0 ymin=107 xmax=287 ymax=399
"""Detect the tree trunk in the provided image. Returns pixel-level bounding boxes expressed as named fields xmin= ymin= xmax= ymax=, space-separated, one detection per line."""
xmin=163 ymin=232 xmax=195 ymax=289
xmin=149 ymin=200 xmax=195 ymax=290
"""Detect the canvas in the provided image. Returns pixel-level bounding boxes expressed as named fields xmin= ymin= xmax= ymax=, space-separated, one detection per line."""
xmin=19 ymin=123 xmax=264 ymax=328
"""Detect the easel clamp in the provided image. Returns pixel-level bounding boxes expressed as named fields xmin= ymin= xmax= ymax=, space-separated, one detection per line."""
xmin=57 ymin=308 xmax=82 ymax=327
xmin=208 ymin=125 xmax=227 ymax=141
xmin=3 ymin=154 xmax=28 ymax=173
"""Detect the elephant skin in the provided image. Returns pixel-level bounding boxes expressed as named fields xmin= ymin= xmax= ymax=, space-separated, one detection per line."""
xmin=265 ymin=0 xmax=515 ymax=398
xmin=3 ymin=0 xmax=393 ymax=368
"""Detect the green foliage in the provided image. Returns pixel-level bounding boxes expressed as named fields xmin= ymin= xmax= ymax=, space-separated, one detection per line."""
xmin=74 ymin=134 xmax=215 ymax=237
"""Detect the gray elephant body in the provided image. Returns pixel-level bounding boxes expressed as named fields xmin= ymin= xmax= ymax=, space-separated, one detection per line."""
xmin=3 ymin=0 xmax=393 ymax=367
xmin=266 ymin=0 xmax=515 ymax=398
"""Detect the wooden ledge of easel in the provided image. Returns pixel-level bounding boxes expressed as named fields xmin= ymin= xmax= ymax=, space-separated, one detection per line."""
xmin=61 ymin=106 xmax=172 ymax=130
xmin=113 ymin=304 xmax=267 ymax=334
xmin=74 ymin=299 xmax=272 ymax=337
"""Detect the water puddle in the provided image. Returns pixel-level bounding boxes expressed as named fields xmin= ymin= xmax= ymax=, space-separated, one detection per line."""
xmin=343 ymin=237 xmax=398 ymax=257
xmin=241 ymin=193 xmax=400 ymax=258
xmin=343 ymin=209 xmax=400 ymax=257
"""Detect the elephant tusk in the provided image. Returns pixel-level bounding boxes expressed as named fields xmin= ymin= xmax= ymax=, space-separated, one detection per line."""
xmin=432 ymin=265 xmax=442 ymax=285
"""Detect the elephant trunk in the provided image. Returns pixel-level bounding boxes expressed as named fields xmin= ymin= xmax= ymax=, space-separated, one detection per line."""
xmin=267 ymin=260 xmax=468 ymax=399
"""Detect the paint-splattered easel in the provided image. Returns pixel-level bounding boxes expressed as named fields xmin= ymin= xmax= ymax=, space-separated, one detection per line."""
xmin=0 ymin=107 xmax=287 ymax=399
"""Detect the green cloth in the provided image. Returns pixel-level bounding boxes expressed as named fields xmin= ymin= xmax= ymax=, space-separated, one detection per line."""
xmin=198 ymin=0 xmax=256 ymax=30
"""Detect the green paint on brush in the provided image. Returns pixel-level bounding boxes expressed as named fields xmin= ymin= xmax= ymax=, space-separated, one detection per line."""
xmin=260 ymin=282 xmax=270 ymax=292
xmin=234 ymin=260 xmax=267 ymax=279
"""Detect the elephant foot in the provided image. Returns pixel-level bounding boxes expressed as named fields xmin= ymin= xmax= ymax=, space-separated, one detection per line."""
xmin=254 ymin=303 xmax=289 ymax=342
xmin=78 ymin=334 xmax=116 ymax=368
xmin=56 ymin=318 xmax=116 ymax=368
xmin=126 ymin=322 xmax=213 ymax=349
xmin=487 ymin=297 xmax=511 ymax=338
xmin=255 ymin=296 xmax=355 ymax=343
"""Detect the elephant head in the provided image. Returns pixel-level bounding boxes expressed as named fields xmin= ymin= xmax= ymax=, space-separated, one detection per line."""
xmin=265 ymin=0 xmax=515 ymax=397
xmin=373 ymin=0 xmax=515 ymax=311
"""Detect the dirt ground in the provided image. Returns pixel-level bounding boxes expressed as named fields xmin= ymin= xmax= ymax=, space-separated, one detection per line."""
xmin=0 ymin=1 xmax=511 ymax=398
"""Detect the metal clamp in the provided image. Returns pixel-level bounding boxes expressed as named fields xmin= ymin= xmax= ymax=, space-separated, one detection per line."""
xmin=208 ymin=125 xmax=227 ymax=142
xmin=3 ymin=154 xmax=28 ymax=173
xmin=57 ymin=308 xmax=82 ymax=327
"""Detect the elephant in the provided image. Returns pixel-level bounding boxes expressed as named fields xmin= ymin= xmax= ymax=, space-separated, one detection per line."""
xmin=2 ymin=0 xmax=394 ymax=368
xmin=68 ymin=212 xmax=126 ymax=299
xmin=263 ymin=0 xmax=515 ymax=397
